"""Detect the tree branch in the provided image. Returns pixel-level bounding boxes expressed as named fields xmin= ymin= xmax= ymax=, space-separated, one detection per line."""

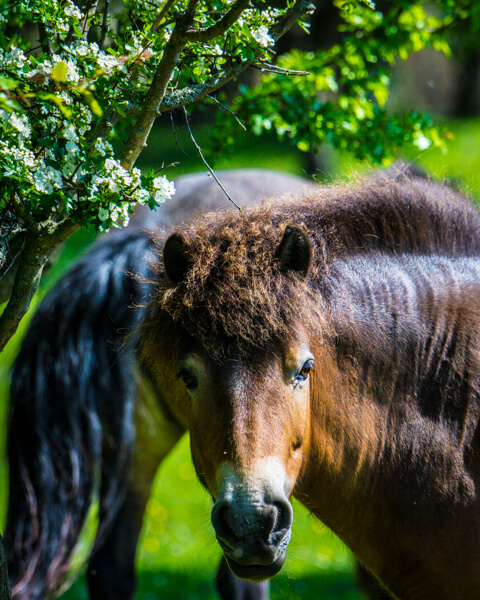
xmin=102 ymin=0 xmax=314 ymax=168
xmin=0 ymin=534 xmax=11 ymax=600
xmin=119 ymin=17 xmax=193 ymax=170
xmin=150 ymin=0 xmax=178 ymax=34
xmin=185 ymin=0 xmax=251 ymax=43
xmin=159 ymin=0 xmax=315 ymax=112
xmin=269 ymin=0 xmax=315 ymax=41
xmin=0 ymin=219 xmax=79 ymax=353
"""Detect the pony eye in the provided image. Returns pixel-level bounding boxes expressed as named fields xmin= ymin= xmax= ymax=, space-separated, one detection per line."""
xmin=296 ymin=360 xmax=314 ymax=381
xmin=178 ymin=368 xmax=198 ymax=391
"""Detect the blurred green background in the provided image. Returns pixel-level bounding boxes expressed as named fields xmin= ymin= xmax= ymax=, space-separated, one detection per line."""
xmin=2 ymin=111 xmax=480 ymax=600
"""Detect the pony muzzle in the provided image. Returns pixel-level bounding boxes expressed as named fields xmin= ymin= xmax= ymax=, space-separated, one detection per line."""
xmin=211 ymin=461 xmax=294 ymax=581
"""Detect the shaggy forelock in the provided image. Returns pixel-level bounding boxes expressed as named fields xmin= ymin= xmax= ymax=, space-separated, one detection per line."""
xmin=147 ymin=211 xmax=324 ymax=359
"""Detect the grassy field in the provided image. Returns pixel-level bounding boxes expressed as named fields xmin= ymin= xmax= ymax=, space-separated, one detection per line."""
xmin=2 ymin=115 xmax=480 ymax=599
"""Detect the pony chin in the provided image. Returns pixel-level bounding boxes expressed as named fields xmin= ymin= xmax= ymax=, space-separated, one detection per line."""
xmin=224 ymin=550 xmax=288 ymax=582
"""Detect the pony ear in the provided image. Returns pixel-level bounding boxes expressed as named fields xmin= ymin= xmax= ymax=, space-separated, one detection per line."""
xmin=163 ymin=233 xmax=191 ymax=284
xmin=276 ymin=225 xmax=311 ymax=279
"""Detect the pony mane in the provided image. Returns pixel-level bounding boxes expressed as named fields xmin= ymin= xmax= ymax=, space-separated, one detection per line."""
xmin=141 ymin=174 xmax=480 ymax=360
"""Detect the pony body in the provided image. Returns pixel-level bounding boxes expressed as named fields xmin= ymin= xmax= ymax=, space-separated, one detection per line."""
xmin=139 ymin=174 xmax=480 ymax=599
xmin=7 ymin=168 xmax=480 ymax=599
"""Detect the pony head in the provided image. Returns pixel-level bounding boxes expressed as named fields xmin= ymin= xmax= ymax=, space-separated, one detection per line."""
xmin=140 ymin=216 xmax=324 ymax=581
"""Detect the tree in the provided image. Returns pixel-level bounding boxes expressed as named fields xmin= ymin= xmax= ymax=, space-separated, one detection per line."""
xmin=0 ymin=0 xmax=477 ymax=597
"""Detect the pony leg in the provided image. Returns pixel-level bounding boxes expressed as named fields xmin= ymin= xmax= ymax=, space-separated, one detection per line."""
xmin=86 ymin=488 xmax=149 ymax=600
xmin=87 ymin=372 xmax=185 ymax=600
xmin=216 ymin=556 xmax=269 ymax=600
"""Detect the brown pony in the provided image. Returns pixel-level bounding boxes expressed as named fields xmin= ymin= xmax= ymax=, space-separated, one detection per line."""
xmin=138 ymin=173 xmax=480 ymax=600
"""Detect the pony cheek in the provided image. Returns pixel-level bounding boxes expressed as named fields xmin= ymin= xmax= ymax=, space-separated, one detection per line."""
xmin=285 ymin=389 xmax=312 ymax=478
xmin=188 ymin=418 xmax=223 ymax=499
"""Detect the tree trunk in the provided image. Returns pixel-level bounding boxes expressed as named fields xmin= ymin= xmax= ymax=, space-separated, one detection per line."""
xmin=0 ymin=535 xmax=11 ymax=600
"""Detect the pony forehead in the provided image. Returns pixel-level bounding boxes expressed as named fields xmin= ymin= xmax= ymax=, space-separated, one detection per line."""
xmin=146 ymin=212 xmax=323 ymax=360
xmin=156 ymin=228 xmax=316 ymax=355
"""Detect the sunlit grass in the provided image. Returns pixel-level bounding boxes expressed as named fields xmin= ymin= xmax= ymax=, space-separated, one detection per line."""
xmin=333 ymin=116 xmax=480 ymax=198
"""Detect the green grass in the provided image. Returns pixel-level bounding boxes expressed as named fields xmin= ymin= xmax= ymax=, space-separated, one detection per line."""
xmin=3 ymin=115 xmax=480 ymax=599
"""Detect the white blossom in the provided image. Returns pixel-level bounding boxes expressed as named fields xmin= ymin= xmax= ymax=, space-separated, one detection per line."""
xmin=66 ymin=60 xmax=80 ymax=82
xmin=133 ymin=188 xmax=150 ymax=204
xmin=56 ymin=18 xmax=70 ymax=33
xmin=109 ymin=204 xmax=120 ymax=221
xmin=93 ymin=138 xmax=113 ymax=157
xmin=252 ymin=25 xmax=273 ymax=48
xmin=9 ymin=113 xmax=31 ymax=138
xmin=2 ymin=46 xmax=26 ymax=69
xmin=104 ymin=157 xmax=118 ymax=172
xmin=45 ymin=166 xmax=63 ymax=188
xmin=62 ymin=161 xmax=77 ymax=177
xmin=97 ymin=52 xmax=124 ymax=75
xmin=60 ymin=123 xmax=79 ymax=142
xmin=98 ymin=207 xmax=109 ymax=221
xmin=64 ymin=0 xmax=82 ymax=19
xmin=72 ymin=40 xmax=100 ymax=58
xmin=151 ymin=175 xmax=175 ymax=204
xmin=66 ymin=140 xmax=80 ymax=155
xmin=413 ymin=133 xmax=431 ymax=151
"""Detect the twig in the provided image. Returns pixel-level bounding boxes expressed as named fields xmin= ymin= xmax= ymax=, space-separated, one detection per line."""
xmin=207 ymin=95 xmax=246 ymax=130
xmin=170 ymin=111 xmax=188 ymax=154
xmin=183 ymin=107 xmax=242 ymax=213
xmin=99 ymin=0 xmax=112 ymax=49
xmin=156 ymin=161 xmax=180 ymax=172
xmin=252 ymin=62 xmax=310 ymax=76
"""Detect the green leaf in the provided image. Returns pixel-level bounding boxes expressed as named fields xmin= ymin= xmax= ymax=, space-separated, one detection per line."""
xmin=0 ymin=76 xmax=18 ymax=90
xmin=51 ymin=61 xmax=68 ymax=83
xmin=373 ymin=86 xmax=389 ymax=107
xmin=83 ymin=92 xmax=103 ymax=116
xmin=38 ymin=92 xmax=73 ymax=118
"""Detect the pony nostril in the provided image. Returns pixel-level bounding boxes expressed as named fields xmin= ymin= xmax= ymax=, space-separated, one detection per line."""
xmin=260 ymin=505 xmax=278 ymax=539
xmin=259 ymin=500 xmax=293 ymax=543
xmin=211 ymin=501 xmax=239 ymax=546
xmin=273 ymin=500 xmax=293 ymax=535
xmin=212 ymin=496 xmax=293 ymax=550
